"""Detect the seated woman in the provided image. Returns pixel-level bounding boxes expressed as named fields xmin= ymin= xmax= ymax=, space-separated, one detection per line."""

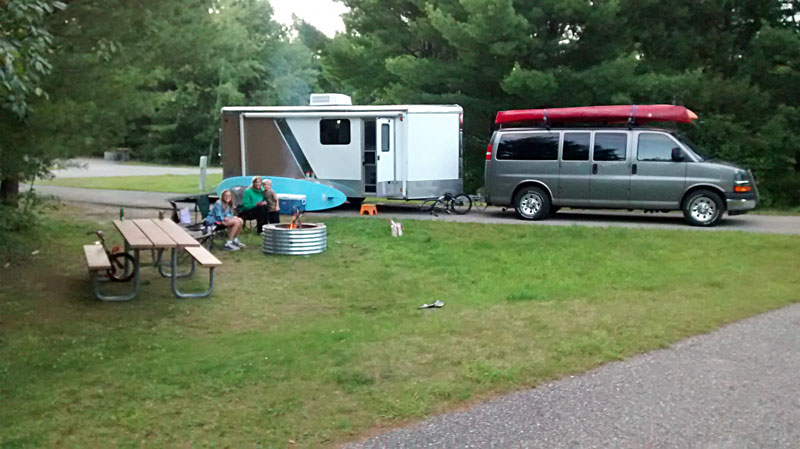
xmin=206 ymin=189 xmax=245 ymax=251
xmin=239 ymin=176 xmax=270 ymax=233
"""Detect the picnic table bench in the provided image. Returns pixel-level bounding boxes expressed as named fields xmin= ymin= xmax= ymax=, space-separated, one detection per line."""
xmin=84 ymin=218 xmax=221 ymax=301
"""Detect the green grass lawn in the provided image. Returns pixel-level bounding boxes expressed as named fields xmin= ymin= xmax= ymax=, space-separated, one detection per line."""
xmin=40 ymin=174 xmax=223 ymax=194
xmin=1 ymin=206 xmax=799 ymax=447
xmin=752 ymin=207 xmax=800 ymax=216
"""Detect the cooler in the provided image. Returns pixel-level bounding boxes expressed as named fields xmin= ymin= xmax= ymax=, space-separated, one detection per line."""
xmin=277 ymin=194 xmax=306 ymax=214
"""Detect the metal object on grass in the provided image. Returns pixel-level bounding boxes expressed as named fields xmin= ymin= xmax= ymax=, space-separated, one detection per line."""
xmin=262 ymin=223 xmax=327 ymax=255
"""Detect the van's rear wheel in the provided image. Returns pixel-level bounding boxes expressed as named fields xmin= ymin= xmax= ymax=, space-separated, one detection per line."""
xmin=682 ymin=190 xmax=724 ymax=226
xmin=514 ymin=187 xmax=550 ymax=220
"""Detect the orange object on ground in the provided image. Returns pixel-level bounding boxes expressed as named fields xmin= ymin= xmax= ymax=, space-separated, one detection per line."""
xmin=360 ymin=204 xmax=377 ymax=216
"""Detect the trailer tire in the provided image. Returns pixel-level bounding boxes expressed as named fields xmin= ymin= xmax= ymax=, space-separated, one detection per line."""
xmin=347 ymin=197 xmax=365 ymax=206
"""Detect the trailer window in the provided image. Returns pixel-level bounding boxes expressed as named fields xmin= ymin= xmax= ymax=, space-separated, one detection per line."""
xmin=381 ymin=124 xmax=390 ymax=152
xmin=496 ymin=132 xmax=559 ymax=161
xmin=320 ymin=119 xmax=351 ymax=145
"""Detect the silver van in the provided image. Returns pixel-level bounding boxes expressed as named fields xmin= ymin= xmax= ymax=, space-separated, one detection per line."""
xmin=484 ymin=127 xmax=759 ymax=226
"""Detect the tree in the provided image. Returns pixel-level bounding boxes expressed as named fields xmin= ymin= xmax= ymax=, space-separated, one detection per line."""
xmin=0 ymin=0 xmax=66 ymax=203
xmin=323 ymin=0 xmax=800 ymax=205
xmin=28 ymin=0 xmax=320 ymax=167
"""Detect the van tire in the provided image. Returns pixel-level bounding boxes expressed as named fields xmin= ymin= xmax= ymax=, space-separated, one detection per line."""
xmin=514 ymin=187 xmax=550 ymax=220
xmin=682 ymin=190 xmax=724 ymax=226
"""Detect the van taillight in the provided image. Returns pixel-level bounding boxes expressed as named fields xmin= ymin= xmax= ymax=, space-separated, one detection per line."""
xmin=485 ymin=144 xmax=493 ymax=161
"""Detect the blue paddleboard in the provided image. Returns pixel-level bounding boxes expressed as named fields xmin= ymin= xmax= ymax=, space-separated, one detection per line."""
xmin=216 ymin=176 xmax=346 ymax=212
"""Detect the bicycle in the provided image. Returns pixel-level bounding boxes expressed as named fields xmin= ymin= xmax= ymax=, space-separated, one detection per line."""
xmin=420 ymin=192 xmax=473 ymax=216
xmin=88 ymin=230 xmax=136 ymax=282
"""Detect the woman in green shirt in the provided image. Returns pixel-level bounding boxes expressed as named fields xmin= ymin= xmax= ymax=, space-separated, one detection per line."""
xmin=239 ymin=176 xmax=270 ymax=233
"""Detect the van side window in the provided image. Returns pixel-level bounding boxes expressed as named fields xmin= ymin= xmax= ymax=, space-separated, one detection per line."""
xmin=320 ymin=119 xmax=351 ymax=145
xmin=593 ymin=133 xmax=627 ymax=161
xmin=637 ymin=133 xmax=679 ymax=161
xmin=496 ymin=132 xmax=559 ymax=161
xmin=562 ymin=132 xmax=590 ymax=161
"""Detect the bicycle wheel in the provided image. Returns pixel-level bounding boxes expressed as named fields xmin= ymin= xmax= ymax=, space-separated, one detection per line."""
xmin=108 ymin=252 xmax=136 ymax=282
xmin=449 ymin=194 xmax=472 ymax=215
xmin=420 ymin=199 xmax=438 ymax=213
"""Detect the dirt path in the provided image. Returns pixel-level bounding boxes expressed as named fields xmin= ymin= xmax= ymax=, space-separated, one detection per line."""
xmin=31 ymin=185 xmax=800 ymax=235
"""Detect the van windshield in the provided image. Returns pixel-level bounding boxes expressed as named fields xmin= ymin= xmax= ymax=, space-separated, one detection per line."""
xmin=671 ymin=132 xmax=712 ymax=161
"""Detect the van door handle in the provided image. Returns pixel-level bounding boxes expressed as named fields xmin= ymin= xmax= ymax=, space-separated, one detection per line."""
xmin=592 ymin=163 xmax=598 ymax=175
xmin=632 ymin=164 xmax=637 ymax=175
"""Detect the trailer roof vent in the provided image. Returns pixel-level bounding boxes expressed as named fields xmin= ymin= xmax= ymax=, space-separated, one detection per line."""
xmin=310 ymin=93 xmax=352 ymax=106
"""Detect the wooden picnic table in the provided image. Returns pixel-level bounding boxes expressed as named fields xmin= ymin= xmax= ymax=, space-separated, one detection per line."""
xmin=90 ymin=218 xmax=221 ymax=301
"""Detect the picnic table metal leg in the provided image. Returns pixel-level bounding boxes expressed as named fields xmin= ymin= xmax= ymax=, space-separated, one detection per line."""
xmin=170 ymin=248 xmax=214 ymax=299
xmin=92 ymin=249 xmax=140 ymax=301
xmin=157 ymin=248 xmax=196 ymax=278
xmin=123 ymin=241 xmax=131 ymax=273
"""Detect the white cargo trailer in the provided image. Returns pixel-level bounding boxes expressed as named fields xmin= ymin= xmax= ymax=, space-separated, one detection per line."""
xmin=221 ymin=94 xmax=463 ymax=201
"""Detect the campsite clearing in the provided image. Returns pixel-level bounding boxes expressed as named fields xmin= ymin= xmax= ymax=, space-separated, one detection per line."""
xmin=1 ymin=204 xmax=798 ymax=447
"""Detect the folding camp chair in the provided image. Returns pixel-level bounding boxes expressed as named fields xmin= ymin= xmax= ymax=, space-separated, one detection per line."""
xmin=169 ymin=196 xmax=227 ymax=251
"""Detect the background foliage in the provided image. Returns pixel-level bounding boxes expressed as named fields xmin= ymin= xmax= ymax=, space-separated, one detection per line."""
xmin=1 ymin=0 xmax=798 ymax=206
xmin=0 ymin=0 xmax=65 ymax=201
xmin=324 ymin=0 xmax=800 ymax=205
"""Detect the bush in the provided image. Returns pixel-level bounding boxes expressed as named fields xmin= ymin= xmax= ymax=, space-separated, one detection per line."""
xmin=0 ymin=193 xmax=58 ymax=262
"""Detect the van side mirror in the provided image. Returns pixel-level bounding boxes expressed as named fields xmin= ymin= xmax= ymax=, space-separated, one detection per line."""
xmin=671 ymin=148 xmax=685 ymax=162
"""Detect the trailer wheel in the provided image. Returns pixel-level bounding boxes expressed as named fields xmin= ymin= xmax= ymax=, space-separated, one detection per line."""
xmin=347 ymin=197 xmax=365 ymax=206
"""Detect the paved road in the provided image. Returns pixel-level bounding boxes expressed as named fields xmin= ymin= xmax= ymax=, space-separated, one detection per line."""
xmin=51 ymin=157 xmax=221 ymax=178
xmin=343 ymin=303 xmax=800 ymax=449
xmin=30 ymin=185 xmax=800 ymax=235
xmin=32 ymin=185 xmax=179 ymax=209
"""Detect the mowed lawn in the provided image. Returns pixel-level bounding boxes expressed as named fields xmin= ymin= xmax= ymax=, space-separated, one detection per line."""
xmin=1 ymin=206 xmax=799 ymax=447
xmin=40 ymin=173 xmax=223 ymax=194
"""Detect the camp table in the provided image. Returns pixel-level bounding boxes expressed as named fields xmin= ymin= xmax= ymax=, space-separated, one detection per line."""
xmin=91 ymin=218 xmax=221 ymax=301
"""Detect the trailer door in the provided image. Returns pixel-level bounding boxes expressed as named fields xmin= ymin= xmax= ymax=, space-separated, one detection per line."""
xmin=376 ymin=118 xmax=395 ymax=182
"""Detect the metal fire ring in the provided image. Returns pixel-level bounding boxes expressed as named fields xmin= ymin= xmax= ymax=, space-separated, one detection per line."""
xmin=262 ymin=223 xmax=327 ymax=255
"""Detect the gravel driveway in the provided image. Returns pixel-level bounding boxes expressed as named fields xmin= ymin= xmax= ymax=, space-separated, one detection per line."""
xmin=29 ymin=185 xmax=800 ymax=235
xmin=309 ymin=204 xmax=800 ymax=235
xmin=343 ymin=302 xmax=800 ymax=448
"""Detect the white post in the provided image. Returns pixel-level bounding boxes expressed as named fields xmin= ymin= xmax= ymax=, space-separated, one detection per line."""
xmin=199 ymin=156 xmax=208 ymax=191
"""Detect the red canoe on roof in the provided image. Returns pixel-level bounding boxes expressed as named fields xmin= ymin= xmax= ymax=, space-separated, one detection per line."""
xmin=495 ymin=105 xmax=698 ymax=125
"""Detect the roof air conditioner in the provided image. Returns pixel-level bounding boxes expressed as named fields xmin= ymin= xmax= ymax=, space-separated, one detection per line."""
xmin=309 ymin=93 xmax=352 ymax=106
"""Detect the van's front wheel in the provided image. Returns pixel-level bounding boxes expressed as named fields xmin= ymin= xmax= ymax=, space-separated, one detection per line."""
xmin=514 ymin=187 xmax=550 ymax=220
xmin=682 ymin=190 xmax=724 ymax=226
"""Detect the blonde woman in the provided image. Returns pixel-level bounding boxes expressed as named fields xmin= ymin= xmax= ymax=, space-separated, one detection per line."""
xmin=239 ymin=176 xmax=270 ymax=233
xmin=206 ymin=189 xmax=245 ymax=250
